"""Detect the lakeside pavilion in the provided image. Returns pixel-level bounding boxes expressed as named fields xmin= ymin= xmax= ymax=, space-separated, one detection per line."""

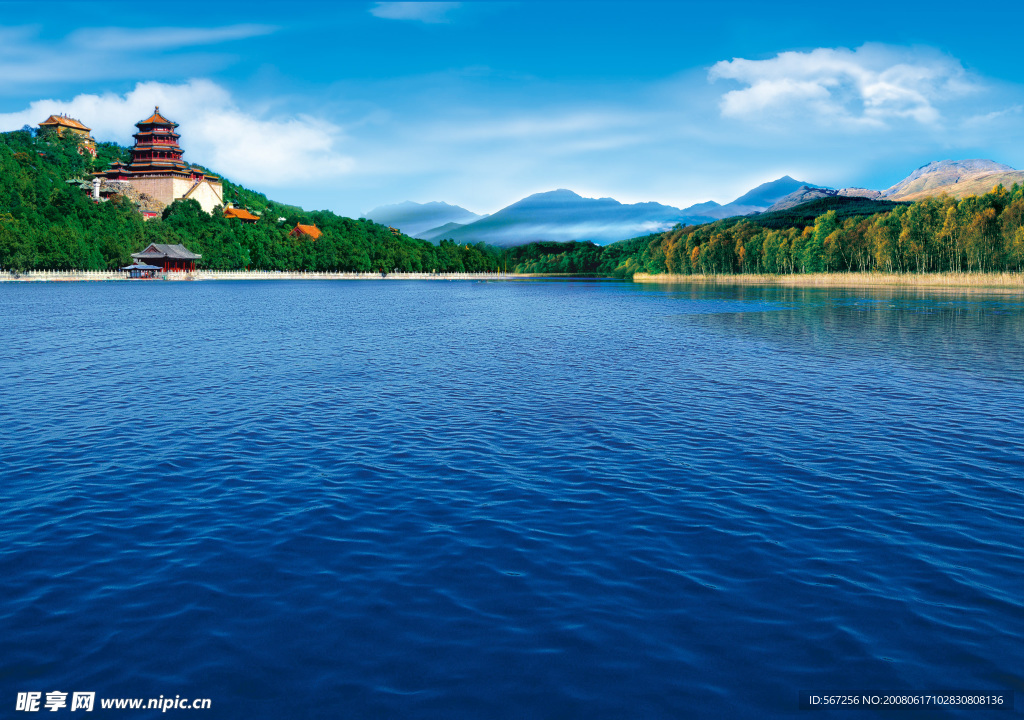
xmin=131 ymin=243 xmax=201 ymax=272
xmin=120 ymin=263 xmax=162 ymax=279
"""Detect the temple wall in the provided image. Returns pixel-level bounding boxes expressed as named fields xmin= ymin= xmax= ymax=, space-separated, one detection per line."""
xmin=125 ymin=177 xmax=192 ymax=208
xmin=126 ymin=177 xmax=223 ymax=215
xmin=185 ymin=181 xmax=225 ymax=215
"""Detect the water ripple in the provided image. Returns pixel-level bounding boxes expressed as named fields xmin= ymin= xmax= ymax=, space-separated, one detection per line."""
xmin=1 ymin=280 xmax=1022 ymax=718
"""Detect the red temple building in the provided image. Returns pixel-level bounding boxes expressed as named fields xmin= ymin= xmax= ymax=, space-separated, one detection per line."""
xmin=96 ymin=107 xmax=224 ymax=216
xmin=131 ymin=243 xmax=202 ymax=272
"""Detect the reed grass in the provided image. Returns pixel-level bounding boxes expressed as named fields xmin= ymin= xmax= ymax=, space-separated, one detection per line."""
xmin=632 ymin=271 xmax=1024 ymax=291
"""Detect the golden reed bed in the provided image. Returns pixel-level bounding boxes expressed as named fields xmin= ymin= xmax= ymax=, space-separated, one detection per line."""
xmin=633 ymin=271 xmax=1024 ymax=292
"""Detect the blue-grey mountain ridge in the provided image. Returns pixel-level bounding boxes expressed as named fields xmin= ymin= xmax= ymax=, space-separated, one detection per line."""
xmin=364 ymin=159 xmax=1024 ymax=248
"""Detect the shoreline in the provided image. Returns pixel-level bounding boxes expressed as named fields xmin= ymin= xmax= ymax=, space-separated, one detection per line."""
xmin=6 ymin=269 xmax=1024 ymax=292
xmin=632 ymin=271 xmax=1024 ymax=292
xmin=0 ymin=270 xmax=525 ymax=283
xmin=0 ymin=270 xmax=613 ymax=283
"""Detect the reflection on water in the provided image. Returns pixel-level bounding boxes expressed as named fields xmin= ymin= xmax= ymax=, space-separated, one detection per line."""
xmin=661 ymin=284 xmax=1024 ymax=378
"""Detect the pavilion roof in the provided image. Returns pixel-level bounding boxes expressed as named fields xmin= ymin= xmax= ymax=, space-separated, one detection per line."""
xmin=224 ymin=207 xmax=260 ymax=221
xmin=290 ymin=223 xmax=322 ymax=239
xmin=39 ymin=114 xmax=91 ymax=132
xmin=132 ymin=243 xmax=202 ymax=260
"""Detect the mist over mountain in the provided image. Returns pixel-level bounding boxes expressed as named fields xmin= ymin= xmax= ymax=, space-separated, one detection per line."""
xmin=363 ymin=201 xmax=484 ymax=238
xmin=417 ymin=178 xmax=821 ymax=247
xmin=417 ymin=222 xmax=468 ymax=242
xmin=375 ymin=160 xmax=1024 ymax=250
xmin=424 ymin=189 xmax=701 ymax=247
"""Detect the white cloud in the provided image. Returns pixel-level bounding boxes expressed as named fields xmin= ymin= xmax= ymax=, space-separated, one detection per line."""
xmin=4 ymin=34 xmax=1019 ymax=219
xmin=0 ymin=24 xmax=276 ymax=88
xmin=369 ymin=2 xmax=461 ymax=23
xmin=68 ymin=25 xmax=276 ymax=52
xmin=0 ymin=81 xmax=354 ymax=186
xmin=709 ymin=45 xmax=977 ymax=129
xmin=963 ymin=104 xmax=1024 ymax=128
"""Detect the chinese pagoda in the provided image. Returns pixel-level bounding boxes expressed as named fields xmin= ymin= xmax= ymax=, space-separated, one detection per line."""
xmin=96 ymin=107 xmax=225 ymax=216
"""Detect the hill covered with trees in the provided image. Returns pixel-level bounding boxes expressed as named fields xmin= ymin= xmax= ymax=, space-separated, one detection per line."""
xmin=505 ymin=188 xmax=1024 ymax=277
xmin=0 ymin=128 xmax=499 ymax=273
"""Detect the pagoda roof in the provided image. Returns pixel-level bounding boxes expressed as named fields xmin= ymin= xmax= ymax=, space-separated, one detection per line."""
xmin=39 ymin=114 xmax=91 ymax=132
xmin=132 ymin=243 xmax=202 ymax=260
xmin=136 ymin=107 xmax=177 ymax=127
xmin=131 ymin=147 xmax=183 ymax=153
xmin=127 ymin=159 xmax=189 ymax=169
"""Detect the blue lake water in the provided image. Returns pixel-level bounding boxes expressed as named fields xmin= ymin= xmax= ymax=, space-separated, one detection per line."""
xmin=1 ymin=279 xmax=1022 ymax=719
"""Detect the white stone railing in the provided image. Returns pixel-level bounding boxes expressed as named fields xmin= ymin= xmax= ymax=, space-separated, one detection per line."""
xmin=193 ymin=270 xmax=510 ymax=281
xmin=0 ymin=269 xmax=123 ymax=282
xmin=0 ymin=269 xmax=515 ymax=282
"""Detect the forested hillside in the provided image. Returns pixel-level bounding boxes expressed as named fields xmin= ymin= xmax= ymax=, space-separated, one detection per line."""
xmin=501 ymin=237 xmax=654 ymax=277
xmin=506 ymin=187 xmax=1024 ymax=276
xmin=0 ymin=128 xmax=499 ymax=273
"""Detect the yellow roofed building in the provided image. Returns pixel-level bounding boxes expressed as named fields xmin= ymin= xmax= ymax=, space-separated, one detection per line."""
xmin=38 ymin=114 xmax=97 ymax=157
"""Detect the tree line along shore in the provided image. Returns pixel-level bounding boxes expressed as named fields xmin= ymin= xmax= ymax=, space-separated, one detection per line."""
xmin=3 ymin=126 xmax=1024 ymax=286
xmin=632 ymin=271 xmax=1024 ymax=291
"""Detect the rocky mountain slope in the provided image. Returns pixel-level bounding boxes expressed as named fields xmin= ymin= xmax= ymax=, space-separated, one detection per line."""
xmin=766 ymin=186 xmax=881 ymax=212
xmin=765 ymin=159 xmax=1022 ymax=212
xmin=883 ymin=159 xmax=1024 ymax=201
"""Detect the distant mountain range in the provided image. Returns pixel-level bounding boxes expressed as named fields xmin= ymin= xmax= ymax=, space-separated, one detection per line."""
xmin=684 ymin=175 xmax=825 ymax=219
xmin=367 ymin=159 xmax=1023 ymax=248
xmin=367 ymin=176 xmax=817 ymax=248
xmin=403 ymin=189 xmax=701 ymax=248
xmin=363 ymin=201 xmax=485 ymax=238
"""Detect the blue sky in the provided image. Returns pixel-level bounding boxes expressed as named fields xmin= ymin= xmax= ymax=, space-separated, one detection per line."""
xmin=2 ymin=1 xmax=1023 ymax=217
